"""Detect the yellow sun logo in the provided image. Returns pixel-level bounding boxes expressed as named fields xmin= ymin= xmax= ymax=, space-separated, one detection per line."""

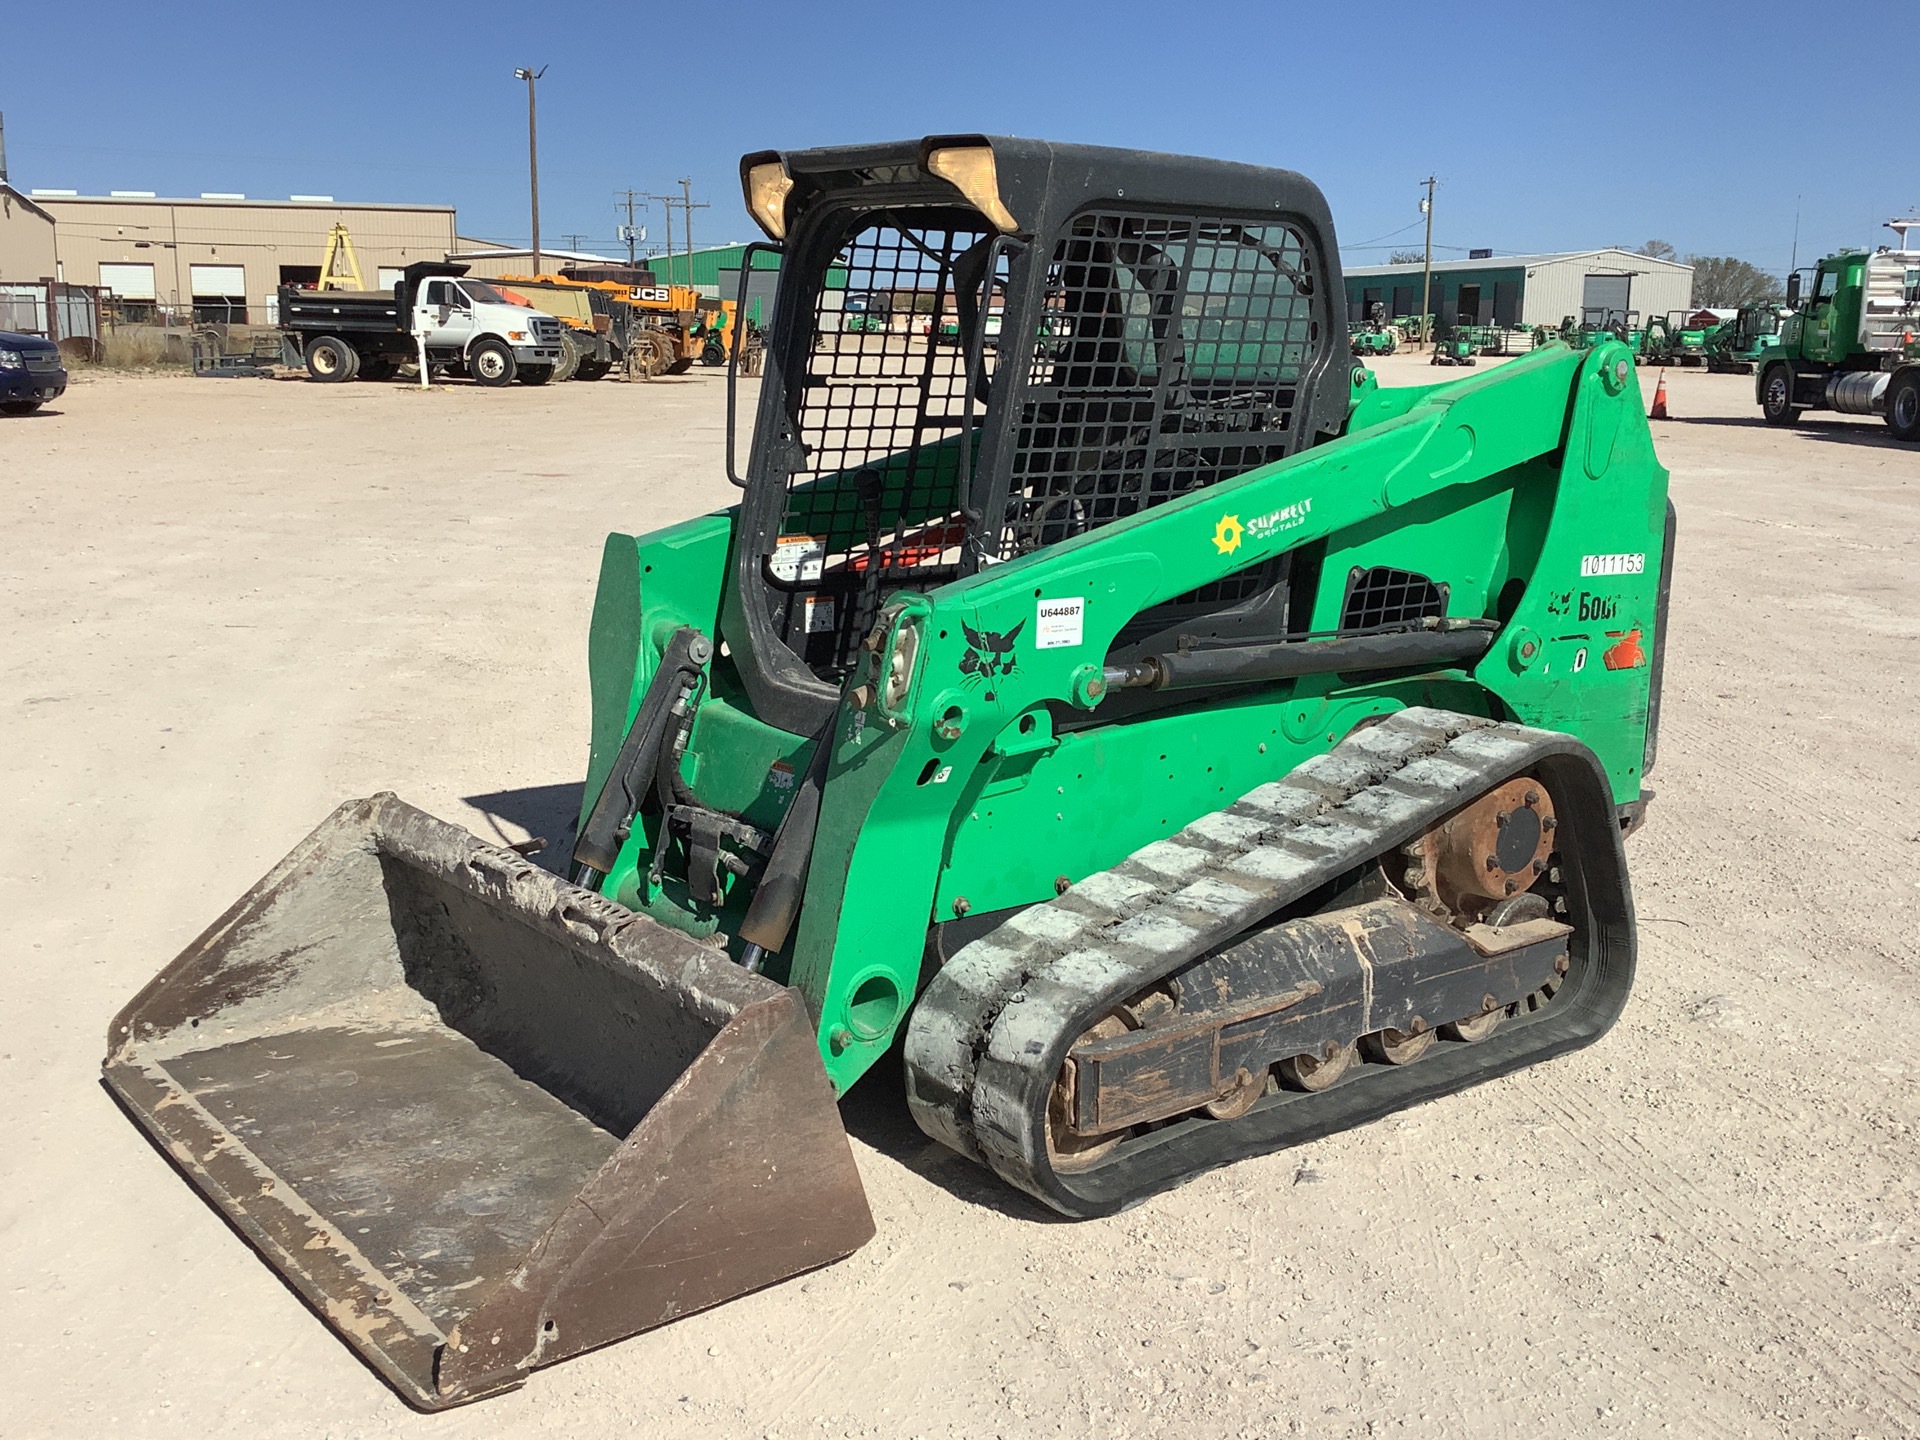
xmin=1212 ymin=514 xmax=1244 ymax=555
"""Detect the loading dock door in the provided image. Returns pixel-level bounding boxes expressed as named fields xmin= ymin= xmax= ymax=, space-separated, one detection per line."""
xmin=1581 ymin=274 xmax=1631 ymax=319
xmin=99 ymin=262 xmax=157 ymax=300
xmin=1492 ymin=280 xmax=1519 ymax=327
xmin=190 ymin=263 xmax=248 ymax=322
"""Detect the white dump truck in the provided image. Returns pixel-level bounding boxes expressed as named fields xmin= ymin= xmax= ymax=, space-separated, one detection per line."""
xmin=279 ymin=260 xmax=566 ymax=385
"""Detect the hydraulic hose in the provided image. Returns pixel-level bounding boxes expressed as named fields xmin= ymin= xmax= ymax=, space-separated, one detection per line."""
xmin=737 ymin=715 xmax=835 ymax=962
xmin=571 ymin=627 xmax=711 ymax=880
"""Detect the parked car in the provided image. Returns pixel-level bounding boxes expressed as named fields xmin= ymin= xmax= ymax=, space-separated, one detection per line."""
xmin=0 ymin=330 xmax=68 ymax=414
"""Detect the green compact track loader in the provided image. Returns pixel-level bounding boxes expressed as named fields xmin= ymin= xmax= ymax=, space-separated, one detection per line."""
xmin=104 ymin=135 xmax=1675 ymax=1408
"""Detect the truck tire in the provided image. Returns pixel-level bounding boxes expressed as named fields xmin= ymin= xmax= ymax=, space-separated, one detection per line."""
xmin=516 ymin=365 xmax=555 ymax=386
xmin=468 ymin=338 xmax=516 ymax=387
xmin=574 ymin=357 xmax=611 ymax=382
xmin=552 ymin=335 xmax=581 ymax=383
xmin=305 ymin=335 xmax=359 ymax=383
xmin=1886 ymin=371 xmax=1920 ymax=443
xmin=1761 ymin=363 xmax=1800 ymax=426
xmin=357 ymin=356 xmax=396 ymax=382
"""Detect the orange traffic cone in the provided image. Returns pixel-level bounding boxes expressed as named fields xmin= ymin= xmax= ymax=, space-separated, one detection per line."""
xmin=1649 ymin=369 xmax=1670 ymax=420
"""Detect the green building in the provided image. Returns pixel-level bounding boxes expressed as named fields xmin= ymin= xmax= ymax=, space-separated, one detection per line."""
xmin=644 ymin=244 xmax=792 ymax=324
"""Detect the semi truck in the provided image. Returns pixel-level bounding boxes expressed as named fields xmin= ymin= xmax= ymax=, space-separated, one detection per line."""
xmin=279 ymin=261 xmax=566 ymax=385
xmin=1759 ymin=225 xmax=1920 ymax=442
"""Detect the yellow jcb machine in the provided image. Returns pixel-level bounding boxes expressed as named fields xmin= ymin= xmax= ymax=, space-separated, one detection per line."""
xmin=500 ymin=270 xmax=747 ymax=379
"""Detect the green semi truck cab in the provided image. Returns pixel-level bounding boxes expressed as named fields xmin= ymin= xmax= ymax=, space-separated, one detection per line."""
xmin=1760 ymin=226 xmax=1920 ymax=441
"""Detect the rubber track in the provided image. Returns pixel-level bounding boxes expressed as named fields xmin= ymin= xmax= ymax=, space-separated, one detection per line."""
xmin=903 ymin=706 xmax=1637 ymax=1217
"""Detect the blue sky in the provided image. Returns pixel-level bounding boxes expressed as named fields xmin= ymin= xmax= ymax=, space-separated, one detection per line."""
xmin=5 ymin=0 xmax=1910 ymax=274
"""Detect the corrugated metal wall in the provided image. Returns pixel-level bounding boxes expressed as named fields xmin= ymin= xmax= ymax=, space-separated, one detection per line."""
xmin=40 ymin=198 xmax=457 ymax=320
xmin=0 ymin=190 xmax=58 ymax=281
xmin=1516 ymin=257 xmax=1693 ymax=326
xmin=645 ymin=245 xmax=782 ymax=288
xmin=1347 ymin=253 xmax=1694 ymax=327
xmin=1346 ymin=264 xmax=1525 ymax=322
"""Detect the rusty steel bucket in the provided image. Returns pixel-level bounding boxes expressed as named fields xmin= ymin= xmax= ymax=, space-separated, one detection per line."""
xmin=102 ymin=794 xmax=874 ymax=1409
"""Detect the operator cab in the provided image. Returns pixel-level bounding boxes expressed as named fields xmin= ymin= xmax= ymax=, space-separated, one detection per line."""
xmin=726 ymin=136 xmax=1350 ymax=734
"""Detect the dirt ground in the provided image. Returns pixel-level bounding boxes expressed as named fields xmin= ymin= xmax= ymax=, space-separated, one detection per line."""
xmin=4 ymin=354 xmax=1916 ymax=1440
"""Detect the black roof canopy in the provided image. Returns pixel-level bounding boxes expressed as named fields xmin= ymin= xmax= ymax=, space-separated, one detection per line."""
xmin=740 ymin=134 xmax=1341 ymax=254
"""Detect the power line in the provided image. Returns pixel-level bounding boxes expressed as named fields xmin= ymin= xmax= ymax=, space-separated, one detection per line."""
xmin=1346 ymin=218 xmax=1425 ymax=249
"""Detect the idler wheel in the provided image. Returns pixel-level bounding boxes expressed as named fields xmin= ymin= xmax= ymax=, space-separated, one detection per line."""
xmin=1277 ymin=1040 xmax=1357 ymax=1093
xmin=1361 ymin=1022 xmax=1437 ymax=1066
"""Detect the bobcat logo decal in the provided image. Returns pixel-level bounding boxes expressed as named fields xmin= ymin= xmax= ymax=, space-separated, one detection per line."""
xmin=959 ymin=619 xmax=1023 ymax=685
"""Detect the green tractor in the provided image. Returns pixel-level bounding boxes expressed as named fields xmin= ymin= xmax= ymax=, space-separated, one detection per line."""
xmin=1706 ymin=301 xmax=1789 ymax=374
xmin=1350 ymin=323 xmax=1398 ymax=357
xmin=1644 ymin=309 xmax=1714 ymax=367
xmin=1350 ymin=301 xmax=1399 ymax=357
xmin=842 ymin=289 xmax=892 ymax=333
xmin=104 ymin=135 xmax=1675 ymax=1408
xmin=1538 ymin=312 xmax=1633 ymax=354
xmin=1760 ymin=228 xmax=1920 ymax=440
xmin=1429 ymin=319 xmax=1478 ymax=365
xmin=1576 ymin=308 xmax=1637 ymax=353
xmin=1458 ymin=322 xmax=1513 ymax=357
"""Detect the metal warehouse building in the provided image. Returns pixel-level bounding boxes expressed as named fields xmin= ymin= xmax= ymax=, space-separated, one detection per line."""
xmin=1345 ymin=249 xmax=1693 ymax=328
xmin=28 ymin=191 xmax=457 ymax=323
xmin=445 ymin=245 xmax=629 ymax=281
xmin=643 ymin=244 xmax=789 ymax=324
xmin=0 ymin=182 xmax=57 ymax=280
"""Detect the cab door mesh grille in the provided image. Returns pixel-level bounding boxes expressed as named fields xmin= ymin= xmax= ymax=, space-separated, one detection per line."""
xmin=992 ymin=211 xmax=1318 ymax=593
xmin=773 ymin=213 xmax=994 ymax=680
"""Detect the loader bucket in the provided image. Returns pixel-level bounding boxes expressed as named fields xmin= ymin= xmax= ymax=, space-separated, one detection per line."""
xmin=102 ymin=794 xmax=874 ymax=1409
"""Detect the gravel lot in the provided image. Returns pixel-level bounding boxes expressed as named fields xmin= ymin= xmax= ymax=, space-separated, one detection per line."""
xmin=4 ymin=356 xmax=1916 ymax=1439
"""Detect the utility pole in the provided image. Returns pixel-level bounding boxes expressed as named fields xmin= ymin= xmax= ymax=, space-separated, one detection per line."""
xmin=1418 ymin=176 xmax=1436 ymax=346
xmin=646 ymin=191 xmax=677 ymax=281
xmin=562 ymin=233 xmax=589 ymax=251
xmin=615 ymin=189 xmax=646 ymax=268
xmin=678 ymin=177 xmax=709 ymax=285
xmin=646 ymin=184 xmax=709 ymax=286
xmin=513 ymin=66 xmax=548 ymax=274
